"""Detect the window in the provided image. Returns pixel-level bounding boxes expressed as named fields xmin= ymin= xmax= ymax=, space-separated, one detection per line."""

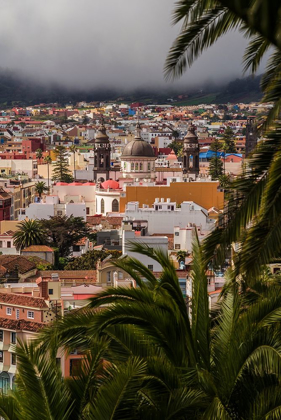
xmin=70 ymin=359 xmax=82 ymax=376
xmin=11 ymin=353 xmax=16 ymax=365
xmin=16 ymin=309 xmax=20 ymax=320
xmin=147 ymin=162 xmax=151 ymax=171
xmin=11 ymin=332 xmax=16 ymax=344
xmin=107 ymin=271 xmax=111 ymax=284
xmin=57 ymin=210 xmax=63 ymax=216
xmin=27 ymin=311 xmax=34 ymax=319
xmin=175 ymin=244 xmax=181 ymax=250
xmin=112 ymin=199 xmax=119 ymax=212
xmin=86 ymin=207 xmax=90 ymax=215
xmin=0 ymin=351 xmax=3 ymax=363
xmin=118 ymin=271 xmax=123 ymax=280
xmin=148 ymin=265 xmax=153 ymax=271
xmin=73 ymin=245 xmax=80 ymax=252
xmin=139 ymin=163 xmax=143 ymax=171
xmin=48 ymin=289 xmax=53 ymax=295
xmin=0 ymin=241 xmax=2 ymax=248
xmin=0 ymin=330 xmax=3 ymax=342
xmin=131 ymin=162 xmax=134 ymax=170
xmin=6 ymin=307 xmax=12 ymax=316
xmin=175 ymin=232 xmax=179 ymax=236
xmin=135 ymin=163 xmax=139 ymax=170
xmin=7 ymin=241 xmax=11 ymax=248
xmin=101 ymin=198 xmax=105 ymax=213
xmin=56 ymin=358 xmax=61 ymax=368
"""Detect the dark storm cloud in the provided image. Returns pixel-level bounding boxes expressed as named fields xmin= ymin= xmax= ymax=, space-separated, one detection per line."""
xmin=0 ymin=0 xmax=254 ymax=90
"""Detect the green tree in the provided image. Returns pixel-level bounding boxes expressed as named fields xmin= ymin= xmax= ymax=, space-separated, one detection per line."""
xmin=35 ymin=148 xmax=43 ymax=164
xmin=35 ymin=181 xmax=48 ymax=199
xmin=34 ymin=241 xmax=281 ymax=419
xmin=209 ymin=155 xmax=223 ymax=180
xmin=209 ymin=139 xmax=223 ymax=179
xmin=176 ymin=250 xmax=187 ymax=263
xmin=42 ymin=215 xmax=91 ymax=258
xmin=52 ymin=146 xmax=73 ymax=183
xmin=163 ymin=0 xmax=281 ymax=279
xmin=222 ymin=126 xmax=236 ymax=153
xmin=43 ymin=155 xmax=52 ymax=193
xmin=168 ymin=140 xmax=183 ymax=156
xmin=13 ymin=219 xmax=45 ymax=251
xmin=65 ymin=249 xmax=122 ymax=270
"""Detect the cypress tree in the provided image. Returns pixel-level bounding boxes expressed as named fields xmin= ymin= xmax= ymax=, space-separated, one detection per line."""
xmin=52 ymin=146 xmax=73 ymax=183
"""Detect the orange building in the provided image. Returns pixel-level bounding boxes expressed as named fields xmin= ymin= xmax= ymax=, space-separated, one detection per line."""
xmin=120 ymin=182 xmax=224 ymax=212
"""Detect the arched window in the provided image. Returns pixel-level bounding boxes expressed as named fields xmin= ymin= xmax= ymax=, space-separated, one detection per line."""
xmin=135 ymin=163 xmax=139 ymax=171
xmin=131 ymin=162 xmax=134 ymax=170
xmin=101 ymin=198 xmax=105 ymax=213
xmin=112 ymin=199 xmax=119 ymax=212
xmin=0 ymin=372 xmax=10 ymax=394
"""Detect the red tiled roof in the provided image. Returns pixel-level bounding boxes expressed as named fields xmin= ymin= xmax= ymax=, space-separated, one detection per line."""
xmin=0 ymin=317 xmax=44 ymax=332
xmin=0 ymin=256 xmax=36 ymax=274
xmin=87 ymin=216 xmax=123 ymax=227
xmin=0 ymin=292 xmax=48 ymax=308
xmin=40 ymin=270 xmax=97 ymax=282
xmin=0 ymin=230 xmax=15 ymax=237
xmin=22 ymin=245 xmax=54 ymax=252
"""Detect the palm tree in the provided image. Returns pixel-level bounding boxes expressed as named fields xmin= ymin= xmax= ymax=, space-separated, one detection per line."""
xmin=35 ymin=241 xmax=281 ymax=419
xmin=164 ymin=1 xmax=281 ymax=280
xmin=69 ymin=144 xmax=77 ymax=181
xmin=43 ymin=155 xmax=52 ymax=193
xmin=35 ymin=181 xmax=48 ymax=199
xmin=35 ymin=148 xmax=43 ymax=164
xmin=13 ymin=219 xmax=45 ymax=251
xmin=165 ymin=0 xmax=281 ymax=126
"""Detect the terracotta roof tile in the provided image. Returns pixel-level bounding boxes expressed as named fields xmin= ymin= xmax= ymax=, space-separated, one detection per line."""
xmin=0 ymin=292 xmax=48 ymax=308
xmin=0 ymin=317 xmax=44 ymax=332
xmin=22 ymin=245 xmax=54 ymax=252
xmin=0 ymin=256 xmax=36 ymax=274
xmin=40 ymin=270 xmax=97 ymax=282
xmin=0 ymin=255 xmax=36 ymax=274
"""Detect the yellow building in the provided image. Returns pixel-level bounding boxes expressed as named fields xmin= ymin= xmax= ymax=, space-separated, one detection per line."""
xmin=120 ymin=182 xmax=224 ymax=212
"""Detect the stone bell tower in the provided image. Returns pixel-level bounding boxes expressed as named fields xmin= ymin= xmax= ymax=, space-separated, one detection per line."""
xmin=183 ymin=123 xmax=199 ymax=177
xmin=93 ymin=121 xmax=111 ymax=182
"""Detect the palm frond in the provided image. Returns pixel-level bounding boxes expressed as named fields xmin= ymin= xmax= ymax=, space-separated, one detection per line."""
xmin=243 ymin=35 xmax=270 ymax=73
xmin=165 ymin=6 xmax=241 ymax=80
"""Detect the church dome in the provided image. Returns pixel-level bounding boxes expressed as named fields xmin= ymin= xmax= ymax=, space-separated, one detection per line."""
xmin=101 ymin=180 xmax=120 ymax=190
xmin=122 ymin=140 xmax=155 ymax=158
xmin=122 ymin=122 xmax=155 ymax=158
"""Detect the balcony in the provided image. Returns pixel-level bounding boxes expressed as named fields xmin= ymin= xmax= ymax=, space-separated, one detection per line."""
xmin=0 ymin=342 xmax=9 ymax=351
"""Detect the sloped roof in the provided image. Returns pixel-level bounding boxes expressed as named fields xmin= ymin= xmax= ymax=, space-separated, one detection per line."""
xmin=0 ymin=317 xmax=44 ymax=332
xmin=0 ymin=255 xmax=36 ymax=274
xmin=0 ymin=292 xmax=48 ymax=308
xmin=22 ymin=245 xmax=54 ymax=252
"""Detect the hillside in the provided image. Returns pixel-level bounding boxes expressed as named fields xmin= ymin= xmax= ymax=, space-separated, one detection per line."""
xmin=0 ymin=70 xmax=262 ymax=107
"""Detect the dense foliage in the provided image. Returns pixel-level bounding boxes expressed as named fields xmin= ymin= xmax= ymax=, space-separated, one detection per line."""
xmin=13 ymin=215 xmax=90 ymax=258
xmin=65 ymin=249 xmax=122 ymax=270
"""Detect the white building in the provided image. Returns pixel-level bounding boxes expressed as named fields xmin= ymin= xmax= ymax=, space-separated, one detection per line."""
xmin=0 ymin=231 xmax=19 ymax=255
xmin=124 ymin=199 xmax=215 ymax=235
xmin=18 ymin=195 xmax=86 ymax=221
xmin=122 ymin=226 xmax=168 ymax=272
xmin=0 ymin=159 xmax=38 ymax=178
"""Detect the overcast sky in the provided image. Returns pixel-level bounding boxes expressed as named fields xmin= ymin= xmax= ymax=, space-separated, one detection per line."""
xmin=0 ymin=0 xmax=259 ymax=91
